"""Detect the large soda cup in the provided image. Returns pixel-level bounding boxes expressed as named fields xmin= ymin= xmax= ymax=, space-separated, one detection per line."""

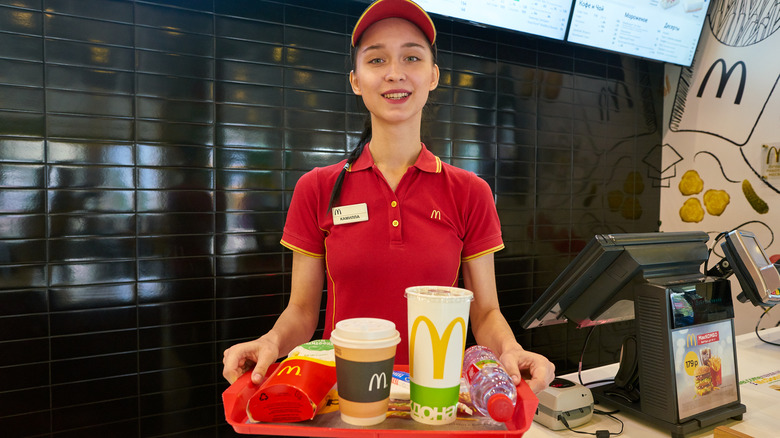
xmin=405 ymin=286 xmax=474 ymax=425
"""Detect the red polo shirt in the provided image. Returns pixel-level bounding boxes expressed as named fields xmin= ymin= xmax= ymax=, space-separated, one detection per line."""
xmin=280 ymin=144 xmax=504 ymax=364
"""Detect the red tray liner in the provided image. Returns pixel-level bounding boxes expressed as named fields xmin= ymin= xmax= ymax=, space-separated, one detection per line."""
xmin=223 ymin=364 xmax=538 ymax=437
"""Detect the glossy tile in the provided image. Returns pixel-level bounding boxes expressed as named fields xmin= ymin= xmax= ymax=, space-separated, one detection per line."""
xmin=51 ymin=375 xmax=136 ymax=409
xmin=136 ymin=26 xmax=213 ymax=57
xmin=0 ymin=84 xmax=44 ymax=111
xmin=46 ymin=64 xmax=134 ymax=94
xmin=138 ymin=144 xmax=213 ymax=168
xmin=215 ymin=14 xmax=283 ymax=43
xmin=44 ymin=13 xmax=133 ymax=46
xmin=138 ymin=256 xmax=214 ymax=282
xmin=52 ymin=396 xmax=138 ymax=431
xmin=137 ymin=212 xmax=215 ymax=235
xmin=0 ymin=5 xmax=42 ymax=35
xmin=49 ymin=260 xmax=136 ymax=286
xmin=0 ymin=111 xmax=45 ymax=137
xmin=48 ymin=141 xmax=133 ymax=165
xmin=136 ymin=120 xmax=214 ymax=145
xmin=47 ymin=89 xmax=132 ymax=117
xmin=48 ymin=213 xmax=134 ymax=238
xmin=137 ymin=235 xmax=213 ymax=258
xmin=137 ymin=72 xmax=213 ymax=100
xmin=139 ymin=321 xmax=215 ymax=350
xmin=45 ymin=39 xmax=134 ymax=70
xmin=44 ymin=0 xmax=133 ymax=22
xmin=0 ymin=139 xmax=44 ymax=162
xmin=137 ymin=167 xmax=214 ymax=190
xmin=138 ymin=278 xmax=214 ymax=304
xmin=217 ymin=190 xmax=284 ymax=212
xmin=135 ymin=2 xmax=212 ymax=34
xmin=0 ymin=386 xmax=49 ymax=418
xmin=51 ymin=330 xmax=136 ymax=360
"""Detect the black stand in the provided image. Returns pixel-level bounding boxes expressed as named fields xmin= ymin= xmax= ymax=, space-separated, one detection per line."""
xmin=588 ymin=278 xmax=746 ymax=437
xmin=591 ymin=384 xmax=745 ymax=438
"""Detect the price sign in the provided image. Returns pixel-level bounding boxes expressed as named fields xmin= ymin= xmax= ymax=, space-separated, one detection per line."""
xmin=684 ymin=351 xmax=699 ymax=376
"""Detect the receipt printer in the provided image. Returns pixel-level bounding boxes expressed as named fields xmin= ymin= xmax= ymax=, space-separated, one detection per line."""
xmin=534 ymin=377 xmax=594 ymax=430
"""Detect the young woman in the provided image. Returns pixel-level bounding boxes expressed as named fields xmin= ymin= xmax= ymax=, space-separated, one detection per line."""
xmin=222 ymin=0 xmax=555 ymax=394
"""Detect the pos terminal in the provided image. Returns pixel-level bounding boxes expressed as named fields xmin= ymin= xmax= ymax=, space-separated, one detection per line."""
xmin=520 ymin=232 xmax=748 ymax=437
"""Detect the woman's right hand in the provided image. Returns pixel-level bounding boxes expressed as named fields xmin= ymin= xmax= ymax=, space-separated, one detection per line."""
xmin=222 ymin=336 xmax=281 ymax=385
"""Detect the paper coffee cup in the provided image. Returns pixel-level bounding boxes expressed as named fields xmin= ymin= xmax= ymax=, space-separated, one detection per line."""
xmin=330 ymin=318 xmax=401 ymax=426
xmin=405 ymin=286 xmax=473 ymax=425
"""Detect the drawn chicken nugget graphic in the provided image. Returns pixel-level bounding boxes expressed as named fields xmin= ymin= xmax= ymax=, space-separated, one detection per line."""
xmin=680 ymin=198 xmax=705 ymax=223
xmin=679 ymin=170 xmax=704 ymax=196
xmin=703 ymin=189 xmax=730 ymax=216
xmin=623 ymin=171 xmax=645 ymax=195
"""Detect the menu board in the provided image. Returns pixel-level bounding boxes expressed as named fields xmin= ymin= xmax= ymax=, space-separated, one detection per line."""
xmin=415 ymin=0 xmax=573 ymax=40
xmin=567 ymin=0 xmax=710 ymax=66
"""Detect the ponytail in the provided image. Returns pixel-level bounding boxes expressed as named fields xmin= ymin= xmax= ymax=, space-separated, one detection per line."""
xmin=327 ymin=118 xmax=372 ymax=211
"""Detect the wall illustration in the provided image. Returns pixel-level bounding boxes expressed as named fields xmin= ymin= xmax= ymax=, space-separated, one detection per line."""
xmin=662 ymin=0 xmax=780 ymax=333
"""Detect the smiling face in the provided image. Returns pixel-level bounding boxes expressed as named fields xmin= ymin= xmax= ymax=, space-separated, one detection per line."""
xmin=350 ymin=17 xmax=440 ymax=128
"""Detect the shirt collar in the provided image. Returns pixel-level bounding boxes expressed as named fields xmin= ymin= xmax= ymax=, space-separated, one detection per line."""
xmin=349 ymin=142 xmax=442 ymax=174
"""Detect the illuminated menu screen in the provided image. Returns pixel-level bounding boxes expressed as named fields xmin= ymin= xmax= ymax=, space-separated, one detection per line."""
xmin=567 ymin=0 xmax=710 ymax=66
xmin=415 ymin=0 xmax=573 ymax=40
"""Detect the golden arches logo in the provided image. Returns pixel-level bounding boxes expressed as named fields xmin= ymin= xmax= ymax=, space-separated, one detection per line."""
xmin=277 ymin=365 xmax=301 ymax=376
xmin=767 ymin=146 xmax=780 ymax=164
xmin=409 ymin=315 xmax=467 ymax=379
xmin=430 ymin=210 xmax=442 ymax=220
xmin=687 ymin=334 xmax=698 ymax=348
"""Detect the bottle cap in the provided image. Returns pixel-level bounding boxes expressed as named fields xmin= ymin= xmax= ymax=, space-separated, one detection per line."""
xmin=487 ymin=393 xmax=515 ymax=423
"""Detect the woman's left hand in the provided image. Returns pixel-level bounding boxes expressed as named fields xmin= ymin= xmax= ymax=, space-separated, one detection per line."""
xmin=499 ymin=346 xmax=556 ymax=394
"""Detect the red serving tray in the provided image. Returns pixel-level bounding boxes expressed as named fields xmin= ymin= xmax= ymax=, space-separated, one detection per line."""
xmin=223 ymin=364 xmax=538 ymax=437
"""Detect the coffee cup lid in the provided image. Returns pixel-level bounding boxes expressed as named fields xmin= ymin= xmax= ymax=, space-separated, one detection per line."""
xmin=330 ymin=318 xmax=401 ymax=349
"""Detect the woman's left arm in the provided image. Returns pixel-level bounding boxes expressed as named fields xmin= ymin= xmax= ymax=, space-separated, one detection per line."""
xmin=462 ymin=253 xmax=555 ymax=393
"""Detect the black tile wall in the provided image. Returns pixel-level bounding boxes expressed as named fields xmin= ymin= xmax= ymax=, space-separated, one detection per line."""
xmin=0 ymin=0 xmax=662 ymax=436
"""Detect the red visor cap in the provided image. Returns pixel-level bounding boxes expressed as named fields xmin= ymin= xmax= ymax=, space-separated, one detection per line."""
xmin=352 ymin=0 xmax=436 ymax=47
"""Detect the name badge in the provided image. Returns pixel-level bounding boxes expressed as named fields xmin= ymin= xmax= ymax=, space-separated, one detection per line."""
xmin=332 ymin=203 xmax=368 ymax=225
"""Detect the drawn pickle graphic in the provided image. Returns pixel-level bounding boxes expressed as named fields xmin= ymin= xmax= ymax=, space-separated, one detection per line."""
xmin=742 ymin=179 xmax=769 ymax=214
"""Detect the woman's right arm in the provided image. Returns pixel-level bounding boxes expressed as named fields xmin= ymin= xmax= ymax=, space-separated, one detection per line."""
xmin=222 ymin=251 xmax=326 ymax=384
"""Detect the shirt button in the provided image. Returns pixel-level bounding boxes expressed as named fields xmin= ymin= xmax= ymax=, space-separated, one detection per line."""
xmin=391 ymin=201 xmax=397 ymax=208
xmin=392 ymin=220 xmax=399 ymax=227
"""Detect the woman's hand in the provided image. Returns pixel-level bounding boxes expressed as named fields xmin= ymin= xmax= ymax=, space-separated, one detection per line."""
xmin=499 ymin=346 xmax=556 ymax=394
xmin=222 ymin=336 xmax=281 ymax=385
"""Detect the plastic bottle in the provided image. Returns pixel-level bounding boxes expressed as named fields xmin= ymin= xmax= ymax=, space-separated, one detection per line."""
xmin=462 ymin=345 xmax=517 ymax=422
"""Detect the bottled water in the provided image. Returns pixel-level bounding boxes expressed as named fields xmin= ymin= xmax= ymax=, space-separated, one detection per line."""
xmin=462 ymin=345 xmax=517 ymax=422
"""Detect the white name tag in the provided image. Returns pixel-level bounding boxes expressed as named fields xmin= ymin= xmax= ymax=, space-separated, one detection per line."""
xmin=332 ymin=203 xmax=368 ymax=225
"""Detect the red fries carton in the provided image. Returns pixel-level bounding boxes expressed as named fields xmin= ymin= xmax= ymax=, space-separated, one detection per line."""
xmin=246 ymin=356 xmax=337 ymax=423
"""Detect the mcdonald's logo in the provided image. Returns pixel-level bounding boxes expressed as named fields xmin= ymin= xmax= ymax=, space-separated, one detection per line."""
xmin=767 ymin=146 xmax=780 ymax=164
xmin=334 ymin=208 xmax=342 ymax=216
xmin=696 ymin=58 xmax=746 ymax=105
xmin=368 ymin=372 xmax=387 ymax=391
xmin=430 ymin=210 xmax=442 ymax=220
xmin=277 ymin=365 xmax=301 ymax=376
xmin=687 ymin=334 xmax=698 ymax=348
xmin=409 ymin=315 xmax=467 ymax=379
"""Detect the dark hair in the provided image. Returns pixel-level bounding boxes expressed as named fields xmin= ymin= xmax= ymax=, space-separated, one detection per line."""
xmin=328 ymin=33 xmax=438 ymax=211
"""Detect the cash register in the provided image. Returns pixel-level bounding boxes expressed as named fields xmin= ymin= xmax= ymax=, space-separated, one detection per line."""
xmin=518 ymin=231 xmax=780 ymax=437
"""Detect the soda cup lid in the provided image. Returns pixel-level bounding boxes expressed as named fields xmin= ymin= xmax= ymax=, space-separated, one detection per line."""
xmin=330 ymin=318 xmax=401 ymax=349
xmin=404 ymin=285 xmax=474 ymax=303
